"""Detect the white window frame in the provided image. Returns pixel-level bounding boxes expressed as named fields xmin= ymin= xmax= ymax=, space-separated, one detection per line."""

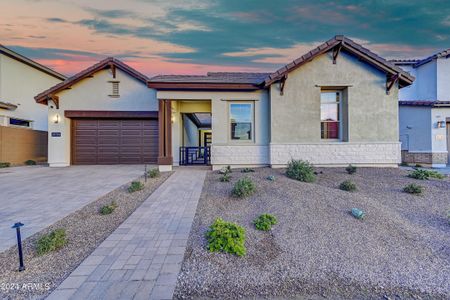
xmin=228 ymin=101 xmax=255 ymax=143
xmin=320 ymin=90 xmax=342 ymax=141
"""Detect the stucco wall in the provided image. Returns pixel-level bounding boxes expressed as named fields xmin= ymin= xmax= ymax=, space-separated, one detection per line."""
xmin=0 ymin=54 xmax=62 ymax=131
xmin=182 ymin=114 xmax=199 ymax=147
xmin=157 ymin=90 xmax=270 ymax=167
xmin=0 ymin=125 xmax=47 ymax=164
xmin=431 ymin=107 xmax=450 ymax=154
xmin=399 ymin=106 xmax=432 ymax=151
xmin=48 ymin=68 xmax=157 ymax=167
xmin=437 ymin=58 xmax=450 ymax=101
xmin=270 ymin=51 xmax=399 ymax=143
xmin=397 ymin=65 xmax=418 ymax=101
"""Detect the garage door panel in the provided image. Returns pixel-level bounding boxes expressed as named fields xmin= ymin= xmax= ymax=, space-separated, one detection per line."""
xmin=73 ymin=119 xmax=158 ymax=165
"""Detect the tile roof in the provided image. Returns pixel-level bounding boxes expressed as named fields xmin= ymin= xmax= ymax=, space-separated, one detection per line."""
xmin=399 ymin=100 xmax=450 ymax=107
xmin=391 ymin=49 xmax=450 ymax=68
xmin=149 ymin=72 xmax=270 ymax=84
xmin=265 ymin=35 xmax=414 ymax=88
xmin=0 ymin=44 xmax=66 ymax=80
xmin=35 ymin=57 xmax=149 ymax=104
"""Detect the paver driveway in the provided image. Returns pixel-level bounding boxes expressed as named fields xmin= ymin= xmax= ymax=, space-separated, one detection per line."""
xmin=0 ymin=165 xmax=147 ymax=252
xmin=47 ymin=169 xmax=206 ymax=300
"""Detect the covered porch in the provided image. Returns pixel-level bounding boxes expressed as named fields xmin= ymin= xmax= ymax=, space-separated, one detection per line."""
xmin=157 ymin=99 xmax=212 ymax=171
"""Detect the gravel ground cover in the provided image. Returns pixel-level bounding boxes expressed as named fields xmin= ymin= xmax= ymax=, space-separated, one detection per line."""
xmin=0 ymin=171 xmax=171 ymax=300
xmin=175 ymin=167 xmax=450 ymax=299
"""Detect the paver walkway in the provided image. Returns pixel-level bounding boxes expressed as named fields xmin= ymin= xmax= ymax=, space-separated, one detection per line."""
xmin=0 ymin=165 xmax=147 ymax=252
xmin=47 ymin=169 xmax=207 ymax=300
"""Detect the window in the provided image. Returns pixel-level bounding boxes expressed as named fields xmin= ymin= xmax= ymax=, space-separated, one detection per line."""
xmin=9 ymin=118 xmax=31 ymax=128
xmin=109 ymin=81 xmax=120 ymax=97
xmin=320 ymin=91 xmax=341 ymax=140
xmin=230 ymin=103 xmax=253 ymax=141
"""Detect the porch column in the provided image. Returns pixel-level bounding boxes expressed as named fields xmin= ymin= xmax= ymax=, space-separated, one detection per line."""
xmin=158 ymin=99 xmax=173 ymax=171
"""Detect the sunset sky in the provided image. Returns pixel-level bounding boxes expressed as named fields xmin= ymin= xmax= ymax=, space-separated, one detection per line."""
xmin=1 ymin=0 xmax=449 ymax=77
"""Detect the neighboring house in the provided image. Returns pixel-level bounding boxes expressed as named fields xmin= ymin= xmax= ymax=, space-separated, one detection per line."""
xmin=35 ymin=35 xmax=414 ymax=170
xmin=0 ymin=45 xmax=66 ymax=164
xmin=393 ymin=50 xmax=450 ymax=167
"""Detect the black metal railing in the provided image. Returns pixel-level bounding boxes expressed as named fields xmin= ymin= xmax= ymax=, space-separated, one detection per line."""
xmin=179 ymin=146 xmax=210 ymax=165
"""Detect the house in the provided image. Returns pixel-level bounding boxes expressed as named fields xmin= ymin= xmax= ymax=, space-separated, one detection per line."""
xmin=393 ymin=50 xmax=450 ymax=167
xmin=35 ymin=35 xmax=414 ymax=170
xmin=0 ymin=45 xmax=66 ymax=164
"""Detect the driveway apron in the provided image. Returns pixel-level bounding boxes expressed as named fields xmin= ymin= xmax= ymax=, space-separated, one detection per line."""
xmin=47 ymin=169 xmax=207 ymax=300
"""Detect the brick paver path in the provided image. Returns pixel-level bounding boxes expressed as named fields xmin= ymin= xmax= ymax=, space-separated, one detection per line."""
xmin=47 ymin=169 xmax=207 ymax=300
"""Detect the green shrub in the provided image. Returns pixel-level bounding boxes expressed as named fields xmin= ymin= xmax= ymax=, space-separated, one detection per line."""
xmin=241 ymin=168 xmax=255 ymax=173
xmin=231 ymin=177 xmax=256 ymax=198
xmin=219 ymin=173 xmax=231 ymax=182
xmin=147 ymin=168 xmax=160 ymax=178
xmin=345 ymin=164 xmax=357 ymax=174
xmin=25 ymin=160 xmax=36 ymax=166
xmin=100 ymin=201 xmax=118 ymax=215
xmin=253 ymin=214 xmax=277 ymax=231
xmin=0 ymin=162 xmax=10 ymax=168
xmin=128 ymin=181 xmax=144 ymax=193
xmin=339 ymin=180 xmax=357 ymax=192
xmin=403 ymin=183 xmax=424 ymax=195
xmin=286 ymin=159 xmax=316 ymax=182
xmin=415 ymin=164 xmax=423 ymax=168
xmin=408 ymin=169 xmax=444 ymax=180
xmin=206 ymin=218 xmax=246 ymax=256
xmin=267 ymin=175 xmax=275 ymax=181
xmin=36 ymin=229 xmax=67 ymax=255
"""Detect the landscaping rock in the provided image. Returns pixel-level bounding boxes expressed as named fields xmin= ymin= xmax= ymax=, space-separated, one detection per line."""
xmin=174 ymin=167 xmax=450 ymax=299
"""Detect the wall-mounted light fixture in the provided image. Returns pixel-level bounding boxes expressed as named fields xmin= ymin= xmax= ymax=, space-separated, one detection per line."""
xmin=53 ymin=114 xmax=60 ymax=124
xmin=437 ymin=121 xmax=446 ymax=128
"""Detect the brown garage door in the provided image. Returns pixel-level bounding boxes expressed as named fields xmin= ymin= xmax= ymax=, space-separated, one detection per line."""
xmin=72 ymin=119 xmax=158 ymax=164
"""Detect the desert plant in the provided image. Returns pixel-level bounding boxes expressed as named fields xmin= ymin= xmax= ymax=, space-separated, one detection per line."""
xmin=415 ymin=164 xmax=423 ymax=168
xmin=351 ymin=208 xmax=365 ymax=220
xmin=25 ymin=160 xmax=36 ymax=165
xmin=206 ymin=218 xmax=246 ymax=256
xmin=241 ymin=168 xmax=255 ymax=173
xmin=128 ymin=181 xmax=144 ymax=193
xmin=147 ymin=168 xmax=160 ymax=178
xmin=345 ymin=164 xmax=357 ymax=174
xmin=253 ymin=214 xmax=277 ymax=231
xmin=267 ymin=175 xmax=275 ymax=181
xmin=0 ymin=162 xmax=10 ymax=168
xmin=99 ymin=201 xmax=118 ymax=215
xmin=219 ymin=173 xmax=231 ymax=182
xmin=231 ymin=177 xmax=256 ymax=198
xmin=286 ymin=159 xmax=316 ymax=182
xmin=219 ymin=165 xmax=232 ymax=174
xmin=403 ymin=183 xmax=424 ymax=195
xmin=339 ymin=180 xmax=357 ymax=192
xmin=408 ymin=169 xmax=444 ymax=180
xmin=36 ymin=229 xmax=67 ymax=255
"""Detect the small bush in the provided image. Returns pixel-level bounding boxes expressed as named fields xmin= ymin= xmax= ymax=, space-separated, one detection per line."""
xmin=339 ymin=180 xmax=357 ymax=192
xmin=346 ymin=164 xmax=357 ymax=174
xmin=286 ymin=159 xmax=316 ymax=182
xmin=219 ymin=165 xmax=232 ymax=174
xmin=241 ymin=168 xmax=255 ymax=173
xmin=267 ymin=175 xmax=275 ymax=181
xmin=231 ymin=177 xmax=256 ymax=198
xmin=403 ymin=183 xmax=424 ymax=195
xmin=100 ymin=201 xmax=118 ymax=215
xmin=219 ymin=173 xmax=231 ymax=182
xmin=253 ymin=214 xmax=277 ymax=231
xmin=25 ymin=160 xmax=36 ymax=165
xmin=36 ymin=229 xmax=67 ymax=255
xmin=147 ymin=168 xmax=160 ymax=178
xmin=408 ymin=169 xmax=444 ymax=180
xmin=415 ymin=164 xmax=423 ymax=168
xmin=206 ymin=218 xmax=246 ymax=256
xmin=0 ymin=162 xmax=10 ymax=168
xmin=128 ymin=181 xmax=144 ymax=193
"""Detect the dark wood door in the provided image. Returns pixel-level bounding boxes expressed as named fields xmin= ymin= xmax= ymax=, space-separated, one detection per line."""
xmin=72 ymin=119 xmax=158 ymax=165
